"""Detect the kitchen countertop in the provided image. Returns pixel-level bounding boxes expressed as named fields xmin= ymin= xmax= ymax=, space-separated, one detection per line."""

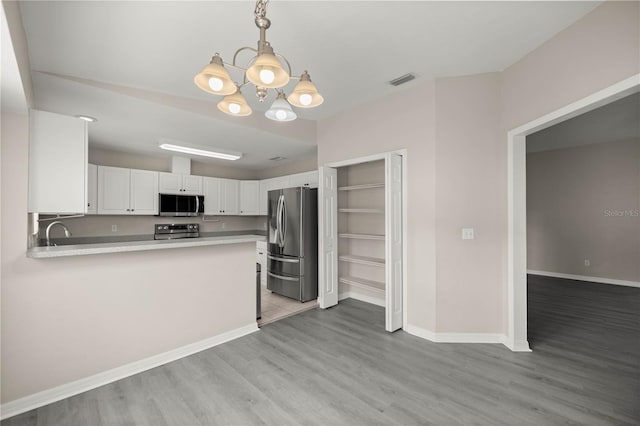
xmin=28 ymin=232 xmax=267 ymax=259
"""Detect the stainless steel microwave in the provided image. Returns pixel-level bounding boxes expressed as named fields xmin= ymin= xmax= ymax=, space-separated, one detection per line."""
xmin=158 ymin=193 xmax=204 ymax=217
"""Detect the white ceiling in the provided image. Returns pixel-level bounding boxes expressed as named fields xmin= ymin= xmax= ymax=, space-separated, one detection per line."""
xmin=17 ymin=1 xmax=601 ymax=169
xmin=527 ymin=92 xmax=640 ymax=153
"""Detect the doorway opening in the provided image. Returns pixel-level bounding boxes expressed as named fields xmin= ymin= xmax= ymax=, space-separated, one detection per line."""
xmin=318 ymin=150 xmax=407 ymax=332
xmin=507 ymin=74 xmax=639 ymax=351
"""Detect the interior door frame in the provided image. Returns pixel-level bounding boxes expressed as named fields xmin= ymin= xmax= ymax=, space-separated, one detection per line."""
xmin=506 ymin=74 xmax=639 ymax=352
xmin=319 ymin=149 xmax=408 ymax=329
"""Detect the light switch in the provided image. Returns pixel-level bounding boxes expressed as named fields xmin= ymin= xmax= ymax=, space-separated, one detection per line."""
xmin=462 ymin=228 xmax=474 ymax=240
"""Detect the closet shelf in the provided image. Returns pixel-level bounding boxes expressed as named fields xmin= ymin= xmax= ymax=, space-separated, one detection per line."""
xmin=339 ymin=276 xmax=385 ymax=293
xmin=338 ymin=208 xmax=384 ymax=214
xmin=338 ymin=183 xmax=385 ymax=191
xmin=339 ymin=255 xmax=385 ymax=267
xmin=339 ymin=233 xmax=385 ymax=241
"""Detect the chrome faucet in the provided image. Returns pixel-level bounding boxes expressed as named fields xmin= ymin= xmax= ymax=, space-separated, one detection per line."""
xmin=45 ymin=221 xmax=72 ymax=246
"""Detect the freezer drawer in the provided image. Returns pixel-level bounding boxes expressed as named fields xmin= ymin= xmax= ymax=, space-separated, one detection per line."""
xmin=267 ymin=271 xmax=317 ymax=302
xmin=267 ymin=253 xmax=302 ymax=276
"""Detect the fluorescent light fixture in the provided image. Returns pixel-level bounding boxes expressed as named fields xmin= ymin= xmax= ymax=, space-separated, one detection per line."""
xmin=75 ymin=115 xmax=97 ymax=122
xmin=159 ymin=143 xmax=242 ymax=161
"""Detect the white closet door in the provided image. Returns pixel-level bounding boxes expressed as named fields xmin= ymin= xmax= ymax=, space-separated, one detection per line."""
xmin=318 ymin=166 xmax=338 ymax=309
xmin=385 ymin=153 xmax=403 ymax=331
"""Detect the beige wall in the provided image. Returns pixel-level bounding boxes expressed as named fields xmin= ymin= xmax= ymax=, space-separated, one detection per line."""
xmin=527 ymin=139 xmax=640 ymax=282
xmin=318 ymin=80 xmax=438 ymax=331
xmin=317 ymin=1 xmax=639 ymax=335
xmin=2 ymin=113 xmax=257 ymax=403
xmin=255 ymin=156 xmax=318 ymax=179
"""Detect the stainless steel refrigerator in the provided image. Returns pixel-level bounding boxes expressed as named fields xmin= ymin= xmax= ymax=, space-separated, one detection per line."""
xmin=267 ymin=187 xmax=318 ymax=302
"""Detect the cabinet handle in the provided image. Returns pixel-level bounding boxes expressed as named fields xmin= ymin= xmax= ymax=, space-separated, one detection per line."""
xmin=126 ymin=208 xmax=130 ymax=211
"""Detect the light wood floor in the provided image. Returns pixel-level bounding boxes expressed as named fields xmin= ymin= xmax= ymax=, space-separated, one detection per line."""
xmin=258 ymin=286 xmax=318 ymax=327
xmin=3 ymin=276 xmax=639 ymax=425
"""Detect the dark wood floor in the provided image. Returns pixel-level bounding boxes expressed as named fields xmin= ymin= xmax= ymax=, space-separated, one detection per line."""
xmin=3 ymin=276 xmax=639 ymax=425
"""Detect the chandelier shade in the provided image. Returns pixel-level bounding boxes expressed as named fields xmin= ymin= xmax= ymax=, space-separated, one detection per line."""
xmin=195 ymin=0 xmax=323 ymax=121
xmin=265 ymin=92 xmax=297 ymax=121
xmin=287 ymin=71 xmax=324 ymax=108
xmin=194 ymin=54 xmax=237 ymax=96
xmin=246 ymin=51 xmax=290 ymax=89
xmin=217 ymin=88 xmax=252 ymax=116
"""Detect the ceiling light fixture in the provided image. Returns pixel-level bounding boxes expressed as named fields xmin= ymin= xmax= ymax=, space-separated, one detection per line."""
xmin=159 ymin=143 xmax=242 ymax=161
xmin=194 ymin=0 xmax=323 ymax=121
xmin=75 ymin=115 xmax=97 ymax=122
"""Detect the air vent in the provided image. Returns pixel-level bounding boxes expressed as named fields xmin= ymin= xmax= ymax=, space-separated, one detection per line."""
xmin=269 ymin=156 xmax=286 ymax=161
xmin=389 ymin=73 xmax=416 ymax=87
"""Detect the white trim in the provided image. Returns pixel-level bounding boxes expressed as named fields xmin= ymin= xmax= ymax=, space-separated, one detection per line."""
xmin=404 ymin=324 xmax=509 ymax=346
xmin=507 ymin=73 xmax=640 ymax=353
xmin=528 ymin=270 xmax=640 ymax=288
xmin=339 ymin=292 xmax=385 ymax=307
xmin=0 ymin=323 xmax=259 ymax=420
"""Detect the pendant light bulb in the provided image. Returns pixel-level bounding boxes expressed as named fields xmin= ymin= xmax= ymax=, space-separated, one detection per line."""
xmin=228 ymin=103 xmax=241 ymax=114
xmin=299 ymin=94 xmax=313 ymax=106
xmin=208 ymin=77 xmax=224 ymax=92
xmin=259 ymin=69 xmax=275 ymax=85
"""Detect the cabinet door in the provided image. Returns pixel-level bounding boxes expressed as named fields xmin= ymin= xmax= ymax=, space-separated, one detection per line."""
xmin=87 ymin=163 xmax=98 ymax=214
xmin=130 ymin=169 xmax=159 ymax=215
xmin=182 ymin=175 xmax=203 ymax=195
xmin=301 ymin=171 xmax=319 ymax=188
xmin=203 ymin=177 xmax=222 ymax=214
xmin=222 ymin=179 xmax=239 ymax=215
xmin=239 ymin=180 xmax=259 ymax=215
xmin=158 ymin=172 xmax=182 ymax=194
xmin=258 ymin=179 xmax=272 ymax=216
xmin=97 ymin=166 xmax=131 ymax=215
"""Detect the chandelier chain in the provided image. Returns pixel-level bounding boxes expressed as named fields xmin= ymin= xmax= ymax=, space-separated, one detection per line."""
xmin=254 ymin=0 xmax=268 ymax=19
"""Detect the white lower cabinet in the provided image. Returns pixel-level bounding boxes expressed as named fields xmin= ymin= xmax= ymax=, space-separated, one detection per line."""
xmin=97 ymin=166 xmax=158 ymax=215
xmin=203 ymin=177 xmax=239 ymax=215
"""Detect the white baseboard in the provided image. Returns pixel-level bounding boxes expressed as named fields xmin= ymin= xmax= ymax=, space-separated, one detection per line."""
xmin=1 ymin=323 xmax=259 ymax=420
xmin=404 ymin=324 xmax=509 ymax=346
xmin=527 ymin=270 xmax=640 ymax=288
xmin=339 ymin=292 xmax=385 ymax=307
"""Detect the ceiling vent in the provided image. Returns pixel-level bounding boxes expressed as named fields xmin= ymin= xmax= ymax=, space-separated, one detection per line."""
xmin=389 ymin=73 xmax=416 ymax=87
xmin=269 ymin=156 xmax=287 ymax=161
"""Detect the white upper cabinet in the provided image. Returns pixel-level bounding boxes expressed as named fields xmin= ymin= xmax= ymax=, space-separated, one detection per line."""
xmin=87 ymin=164 xmax=98 ymax=214
xmin=28 ymin=110 xmax=88 ymax=214
xmin=159 ymin=172 xmax=203 ymax=195
xmin=203 ymin=177 xmax=239 ymax=215
xmin=130 ymin=169 xmax=159 ymax=215
xmin=98 ymin=166 xmax=158 ymax=215
xmin=239 ymin=180 xmax=260 ymax=215
xmin=289 ymin=171 xmax=319 ymax=188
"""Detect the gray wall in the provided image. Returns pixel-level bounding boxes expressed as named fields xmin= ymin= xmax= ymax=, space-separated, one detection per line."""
xmin=527 ymin=139 xmax=640 ymax=282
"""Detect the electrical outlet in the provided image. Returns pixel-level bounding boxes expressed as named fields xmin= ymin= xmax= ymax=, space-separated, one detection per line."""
xmin=584 ymin=259 xmax=590 ymax=267
xmin=111 ymin=224 xmax=117 ymax=233
xmin=462 ymin=228 xmax=474 ymax=240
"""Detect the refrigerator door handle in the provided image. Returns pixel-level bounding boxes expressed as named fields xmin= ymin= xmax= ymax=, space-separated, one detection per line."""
xmin=278 ymin=194 xmax=285 ymax=248
xmin=276 ymin=194 xmax=283 ymax=246
xmin=268 ymin=271 xmax=299 ymax=282
xmin=268 ymin=254 xmax=300 ymax=263
xmin=281 ymin=195 xmax=287 ymax=246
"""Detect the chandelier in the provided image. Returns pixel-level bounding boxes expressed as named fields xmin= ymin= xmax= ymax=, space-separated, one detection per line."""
xmin=194 ymin=0 xmax=323 ymax=122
